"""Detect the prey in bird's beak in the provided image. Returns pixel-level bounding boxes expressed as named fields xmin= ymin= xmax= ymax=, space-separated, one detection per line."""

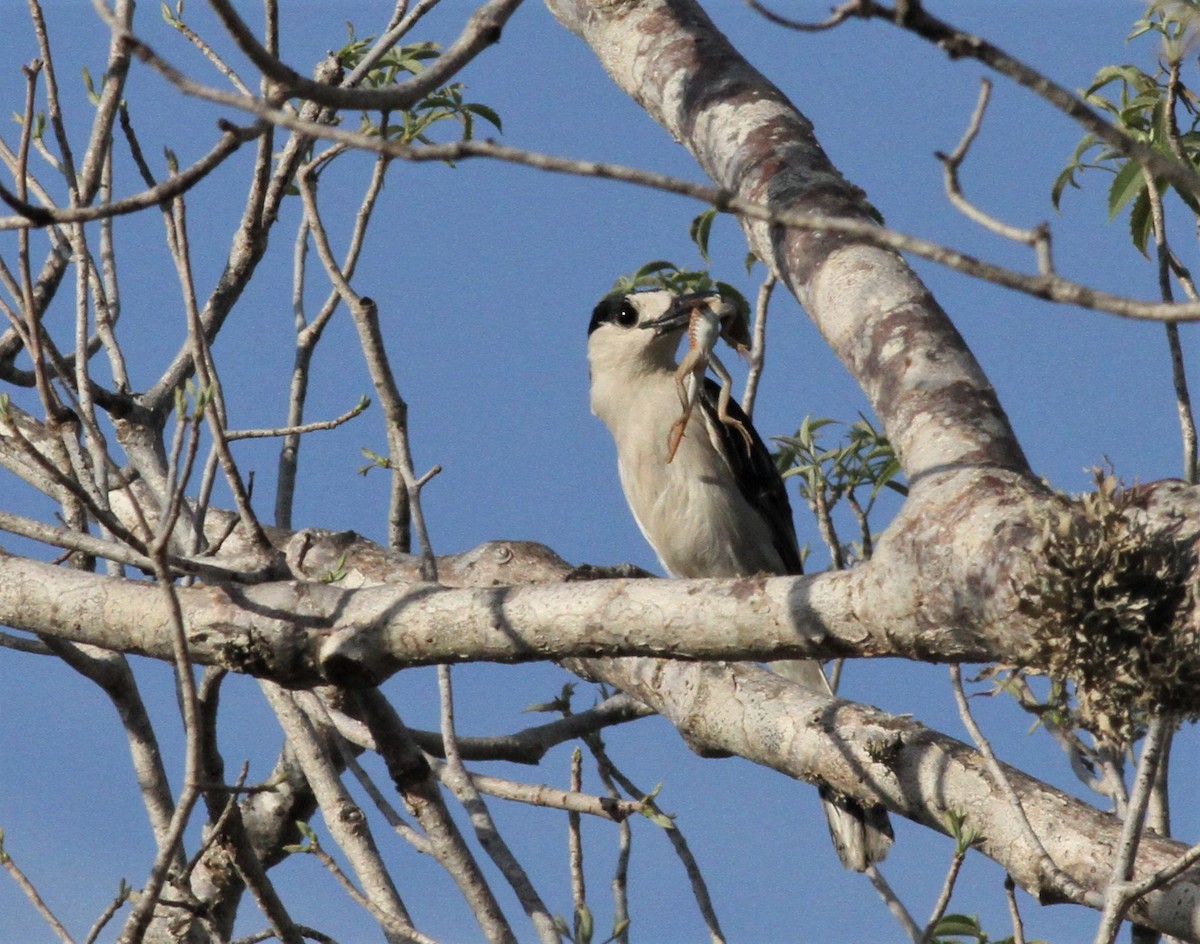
xmin=641 ymin=291 xmax=723 ymax=333
xmin=641 ymin=290 xmax=754 ymax=463
xmin=641 ymin=291 xmax=750 ymax=353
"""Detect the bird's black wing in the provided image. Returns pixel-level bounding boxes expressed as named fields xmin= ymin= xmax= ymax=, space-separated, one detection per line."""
xmin=698 ymin=377 xmax=804 ymax=576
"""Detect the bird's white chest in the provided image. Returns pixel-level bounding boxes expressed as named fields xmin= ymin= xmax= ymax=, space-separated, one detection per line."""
xmin=607 ymin=377 xmax=781 ymax=578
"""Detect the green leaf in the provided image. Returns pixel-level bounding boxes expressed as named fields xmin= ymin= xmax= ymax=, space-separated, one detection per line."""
xmin=631 ymin=260 xmax=678 ymax=282
xmin=932 ymin=913 xmax=984 ymax=938
xmin=1084 ymin=64 xmax=1154 ymax=101
xmin=689 ymin=207 xmax=717 ymax=264
xmin=464 ymin=102 xmax=502 ymax=133
xmin=601 ymin=918 xmax=631 ymax=944
xmin=1106 ymin=157 xmax=1146 ymax=220
xmin=1128 ymin=185 xmax=1154 ymax=258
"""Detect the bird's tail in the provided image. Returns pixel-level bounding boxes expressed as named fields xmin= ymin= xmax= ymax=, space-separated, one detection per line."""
xmin=818 ymin=788 xmax=894 ymax=872
xmin=771 ymin=659 xmax=894 ymax=872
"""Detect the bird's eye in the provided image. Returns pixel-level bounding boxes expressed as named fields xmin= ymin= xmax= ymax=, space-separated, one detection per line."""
xmin=616 ymin=302 xmax=638 ymax=327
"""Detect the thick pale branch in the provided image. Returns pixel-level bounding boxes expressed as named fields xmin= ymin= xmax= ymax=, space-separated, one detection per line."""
xmin=0 ymin=524 xmax=1026 ymax=685
xmin=575 ymin=656 xmax=1200 ymax=940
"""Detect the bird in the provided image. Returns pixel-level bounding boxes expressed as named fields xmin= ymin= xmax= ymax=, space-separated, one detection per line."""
xmin=587 ymin=287 xmax=893 ymax=871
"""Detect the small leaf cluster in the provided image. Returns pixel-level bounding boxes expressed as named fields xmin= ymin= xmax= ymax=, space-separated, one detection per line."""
xmin=1021 ymin=472 xmax=1198 ymax=745
xmin=174 ymin=379 xmax=215 ymax=420
xmin=606 ymin=260 xmax=749 ymax=321
xmin=608 ymin=207 xmax=756 ymax=311
xmin=1053 ymin=2 xmax=1200 ymax=254
xmin=552 ymin=904 xmax=629 ymax=944
xmin=774 ymin=415 xmax=906 ymax=564
xmin=337 ymin=26 xmax=501 ymax=146
xmin=929 ymin=912 xmax=1047 ymax=944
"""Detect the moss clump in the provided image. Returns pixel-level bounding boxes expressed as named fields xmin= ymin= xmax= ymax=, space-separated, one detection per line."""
xmin=1020 ymin=473 xmax=1197 ymax=744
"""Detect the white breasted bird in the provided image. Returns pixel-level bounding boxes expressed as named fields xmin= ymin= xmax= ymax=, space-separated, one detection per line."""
xmin=587 ymin=287 xmax=893 ymax=871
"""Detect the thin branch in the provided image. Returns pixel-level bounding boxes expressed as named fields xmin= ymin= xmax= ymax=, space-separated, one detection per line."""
xmin=949 ymin=666 xmax=1099 ymax=908
xmin=0 ymin=630 xmax=53 ymax=655
xmin=1092 ymin=718 xmax=1170 ymax=944
xmin=346 ymin=0 xmax=446 ymax=83
xmin=0 ymin=122 xmax=261 ymax=229
xmin=865 ymin=864 xmax=921 ymax=944
xmin=261 ymin=685 xmax=425 ymax=943
xmin=581 ymin=729 xmax=726 ymax=944
xmin=296 ymin=168 xmax=420 ymax=555
xmin=160 ymin=191 xmax=275 ymax=564
xmin=163 ymin=4 xmax=254 ymax=96
xmin=921 ymin=849 xmax=967 ymax=942
xmin=437 ymin=665 xmax=558 ymax=944
xmin=1004 ymin=876 xmax=1027 ymax=944
xmin=115 ymin=561 xmax=205 ymax=944
xmin=203 ymin=0 xmax=522 ymax=111
xmin=29 ymin=0 xmax=80 ymax=200
xmin=226 ymin=397 xmax=369 ymax=440
xmin=740 ymin=272 xmax=774 ymax=418
xmin=83 ymin=880 xmax=131 ymax=944
xmin=59 ymin=30 xmax=1200 ymax=324
xmin=937 ymin=79 xmax=1053 ymax=274
xmin=277 ymin=153 xmax=388 ymax=529
xmin=746 ymin=0 xmax=868 ymax=32
xmin=351 ymin=688 xmax=518 ymax=944
xmin=425 ymin=759 xmax=641 ymax=821
xmin=1158 ymin=61 xmax=1199 ymax=485
xmin=753 ymin=0 xmax=1200 ymax=205
xmin=337 ymin=748 xmax=434 ymax=855
xmin=568 ymin=748 xmax=586 ymax=937
xmin=0 ymin=831 xmax=75 ymax=944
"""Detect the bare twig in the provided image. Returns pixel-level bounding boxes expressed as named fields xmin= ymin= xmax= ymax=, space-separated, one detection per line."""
xmin=203 ymin=0 xmax=522 ymax=111
xmin=405 ymin=693 xmax=653 ymax=764
xmin=426 ymin=759 xmax=641 ymax=821
xmin=740 ymin=273 xmax=774 ymax=418
xmin=0 ymin=829 xmax=75 ymax=944
xmin=1157 ymin=62 xmax=1199 ymax=485
xmin=351 ymin=689 xmax=517 ymax=943
xmin=581 ymin=731 xmax=726 ymax=944
xmin=437 ymin=665 xmax=558 ymax=943
xmin=45 ymin=25 xmax=1200 ymax=325
xmin=754 ymin=0 xmax=1200 ymax=205
xmin=747 ymin=0 xmax=870 ymax=32
xmin=937 ymin=79 xmax=1053 ymax=274
xmin=950 ymin=666 xmax=1099 ymax=907
xmin=115 ymin=561 xmax=205 ymax=944
xmin=227 ymin=397 xmax=369 ymax=440
xmin=921 ymin=849 xmax=967 ymax=942
xmin=83 ymin=880 xmax=131 ymax=944
xmin=864 ymin=864 xmax=921 ymax=943
xmin=262 ymin=685 xmax=425 ymax=943
xmin=568 ymin=748 xmax=587 ymax=938
xmin=277 ymin=154 xmax=388 ymax=529
xmin=296 ymin=168 xmax=423 ymax=555
xmin=0 ymin=123 xmax=261 ymax=229
xmin=1092 ymin=718 xmax=1169 ymax=944
xmin=1004 ymin=875 xmax=1027 ymax=944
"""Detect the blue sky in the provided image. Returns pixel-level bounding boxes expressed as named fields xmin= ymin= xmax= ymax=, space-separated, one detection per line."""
xmin=1 ymin=2 xmax=1195 ymax=942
